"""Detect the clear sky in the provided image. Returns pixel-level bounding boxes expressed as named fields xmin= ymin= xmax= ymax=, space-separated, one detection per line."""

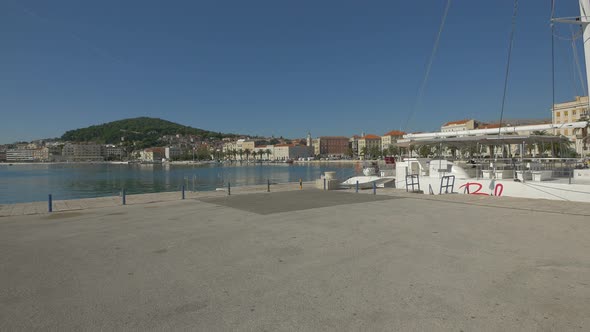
xmin=0 ymin=0 xmax=586 ymax=143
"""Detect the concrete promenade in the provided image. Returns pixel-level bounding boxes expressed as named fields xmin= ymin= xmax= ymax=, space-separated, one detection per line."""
xmin=0 ymin=182 xmax=316 ymax=217
xmin=1 ymin=185 xmax=590 ymax=330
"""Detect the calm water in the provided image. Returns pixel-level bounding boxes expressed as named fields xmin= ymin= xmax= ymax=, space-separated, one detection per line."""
xmin=0 ymin=162 xmax=359 ymax=204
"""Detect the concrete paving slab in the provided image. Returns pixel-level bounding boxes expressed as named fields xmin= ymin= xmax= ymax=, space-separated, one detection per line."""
xmin=200 ymin=189 xmax=400 ymax=215
xmin=0 ymin=193 xmax=589 ymax=330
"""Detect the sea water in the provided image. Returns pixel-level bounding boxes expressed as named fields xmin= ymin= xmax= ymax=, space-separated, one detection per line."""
xmin=0 ymin=162 xmax=359 ymax=204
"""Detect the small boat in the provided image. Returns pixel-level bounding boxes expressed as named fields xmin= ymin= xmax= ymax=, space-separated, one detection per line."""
xmin=341 ymin=175 xmax=395 ymax=189
xmin=341 ymin=162 xmax=395 ymax=188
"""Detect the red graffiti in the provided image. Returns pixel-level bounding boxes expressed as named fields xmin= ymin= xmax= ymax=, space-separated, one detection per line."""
xmin=459 ymin=182 xmax=504 ymax=197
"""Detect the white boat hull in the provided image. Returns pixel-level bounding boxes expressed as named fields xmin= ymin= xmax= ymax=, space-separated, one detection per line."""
xmin=341 ymin=176 xmax=395 ymax=189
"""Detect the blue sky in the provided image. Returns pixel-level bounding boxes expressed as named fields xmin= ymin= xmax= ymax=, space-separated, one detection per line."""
xmin=0 ymin=0 xmax=586 ymax=143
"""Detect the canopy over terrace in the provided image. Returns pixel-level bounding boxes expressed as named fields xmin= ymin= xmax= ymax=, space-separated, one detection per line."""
xmin=395 ymin=135 xmax=568 ymax=149
xmin=395 ymin=135 xmax=574 ymax=159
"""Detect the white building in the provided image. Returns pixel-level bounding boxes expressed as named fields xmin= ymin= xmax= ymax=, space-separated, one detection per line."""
xmin=552 ymin=96 xmax=590 ymax=156
xmin=6 ymin=149 xmax=34 ymax=162
xmin=253 ymin=145 xmax=274 ymax=160
xmin=273 ymin=144 xmax=312 ymax=161
xmin=441 ymin=119 xmax=477 ymax=133
xmin=165 ymin=146 xmax=182 ymax=160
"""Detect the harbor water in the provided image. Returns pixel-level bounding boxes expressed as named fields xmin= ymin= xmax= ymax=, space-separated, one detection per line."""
xmin=0 ymin=162 xmax=359 ymax=204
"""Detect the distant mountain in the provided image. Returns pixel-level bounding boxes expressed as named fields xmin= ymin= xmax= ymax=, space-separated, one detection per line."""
xmin=61 ymin=117 xmax=236 ymax=147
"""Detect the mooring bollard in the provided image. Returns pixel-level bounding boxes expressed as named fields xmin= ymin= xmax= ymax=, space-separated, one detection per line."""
xmin=182 ymin=185 xmax=185 ymax=200
xmin=267 ymin=179 xmax=270 ymax=192
xmin=48 ymin=194 xmax=52 ymax=213
xmin=356 ymin=180 xmax=359 ymax=193
xmin=323 ymin=178 xmax=326 ymax=191
xmin=299 ymin=178 xmax=303 ymax=190
xmin=373 ymin=181 xmax=376 ymax=195
xmin=228 ymin=182 xmax=231 ymax=196
xmin=122 ymin=188 xmax=126 ymax=205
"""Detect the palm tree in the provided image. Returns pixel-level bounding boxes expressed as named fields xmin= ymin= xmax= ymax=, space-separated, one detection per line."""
xmin=265 ymin=149 xmax=272 ymax=160
xmin=258 ymin=150 xmax=264 ymax=160
xmin=238 ymin=149 xmax=244 ymax=161
xmin=360 ymin=146 xmax=368 ymax=160
xmin=369 ymin=146 xmax=381 ymax=159
xmin=244 ymin=148 xmax=251 ymax=161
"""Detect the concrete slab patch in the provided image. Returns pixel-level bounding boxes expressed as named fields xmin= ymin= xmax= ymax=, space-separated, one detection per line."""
xmin=199 ymin=189 xmax=401 ymax=215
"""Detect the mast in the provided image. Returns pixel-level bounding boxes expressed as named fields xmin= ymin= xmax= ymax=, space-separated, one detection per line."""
xmin=580 ymin=0 xmax=590 ymax=104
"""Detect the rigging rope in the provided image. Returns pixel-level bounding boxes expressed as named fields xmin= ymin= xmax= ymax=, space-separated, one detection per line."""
xmin=497 ymin=0 xmax=519 ymax=139
xmin=403 ymin=0 xmax=452 ymax=132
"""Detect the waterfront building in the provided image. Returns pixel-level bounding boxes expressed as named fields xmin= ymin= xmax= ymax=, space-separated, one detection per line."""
xmin=552 ymin=96 xmax=590 ymax=156
xmin=273 ymin=144 xmax=312 ymax=161
xmin=0 ymin=150 xmax=5 ymax=162
xmin=349 ymin=135 xmax=360 ymax=159
xmin=140 ymin=148 xmax=165 ymax=162
xmin=381 ymin=130 xmax=406 ymax=153
xmin=357 ymin=134 xmax=381 ymax=159
xmin=253 ymin=145 xmax=274 ymax=160
xmin=164 ymin=146 xmax=182 ymax=160
xmin=6 ymin=149 xmax=34 ymax=162
xmin=441 ymin=119 xmax=478 ymax=133
xmin=62 ymin=144 xmax=104 ymax=162
xmin=32 ymin=147 xmax=49 ymax=162
xmin=222 ymin=139 xmax=256 ymax=160
xmin=104 ymin=145 xmax=125 ymax=160
xmin=312 ymin=136 xmax=349 ymax=157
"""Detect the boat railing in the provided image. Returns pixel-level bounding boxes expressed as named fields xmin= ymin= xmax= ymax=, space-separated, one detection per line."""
xmin=463 ymin=157 xmax=589 ymax=183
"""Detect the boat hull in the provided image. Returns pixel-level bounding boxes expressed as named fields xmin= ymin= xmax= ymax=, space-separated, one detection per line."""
xmin=341 ymin=176 xmax=395 ymax=189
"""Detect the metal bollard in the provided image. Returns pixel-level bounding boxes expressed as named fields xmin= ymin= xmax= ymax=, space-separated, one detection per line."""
xmin=299 ymin=178 xmax=302 ymax=190
xmin=182 ymin=185 xmax=185 ymax=200
xmin=48 ymin=194 xmax=52 ymax=212
xmin=122 ymin=189 xmax=126 ymax=205
xmin=373 ymin=181 xmax=376 ymax=195
xmin=267 ymin=179 xmax=270 ymax=192
xmin=356 ymin=180 xmax=359 ymax=193
xmin=323 ymin=178 xmax=326 ymax=191
xmin=228 ymin=182 xmax=231 ymax=196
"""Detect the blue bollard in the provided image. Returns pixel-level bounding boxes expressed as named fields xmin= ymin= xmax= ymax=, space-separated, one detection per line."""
xmin=48 ymin=194 xmax=52 ymax=213
xmin=182 ymin=185 xmax=185 ymax=200
xmin=356 ymin=180 xmax=359 ymax=193
xmin=122 ymin=188 xmax=126 ymax=205
xmin=267 ymin=179 xmax=270 ymax=192
xmin=373 ymin=181 xmax=376 ymax=195
xmin=323 ymin=178 xmax=326 ymax=190
xmin=228 ymin=182 xmax=231 ymax=196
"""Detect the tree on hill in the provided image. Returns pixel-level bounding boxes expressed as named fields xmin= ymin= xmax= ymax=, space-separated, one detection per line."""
xmin=60 ymin=117 xmax=239 ymax=148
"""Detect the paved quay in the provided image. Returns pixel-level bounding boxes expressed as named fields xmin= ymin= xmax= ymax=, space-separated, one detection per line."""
xmin=0 ymin=182 xmax=315 ymax=217
xmin=1 ymin=187 xmax=590 ymax=330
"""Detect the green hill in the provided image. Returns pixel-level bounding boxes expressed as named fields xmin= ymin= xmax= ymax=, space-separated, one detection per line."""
xmin=61 ymin=117 xmax=235 ymax=148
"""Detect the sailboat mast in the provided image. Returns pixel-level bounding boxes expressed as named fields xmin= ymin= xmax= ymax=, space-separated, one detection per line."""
xmin=580 ymin=0 xmax=590 ymax=103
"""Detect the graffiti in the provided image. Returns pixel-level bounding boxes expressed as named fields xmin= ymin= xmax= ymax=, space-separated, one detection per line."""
xmin=459 ymin=182 xmax=504 ymax=196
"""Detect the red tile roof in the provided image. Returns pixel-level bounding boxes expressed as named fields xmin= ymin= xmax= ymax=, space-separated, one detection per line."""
xmin=443 ymin=119 xmax=471 ymax=126
xmin=361 ymin=134 xmax=380 ymax=139
xmin=383 ymin=130 xmax=406 ymax=137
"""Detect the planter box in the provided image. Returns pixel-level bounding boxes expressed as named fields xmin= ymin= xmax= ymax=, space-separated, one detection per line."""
xmin=532 ymin=170 xmax=553 ymax=182
xmin=516 ymin=171 xmax=532 ymax=181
